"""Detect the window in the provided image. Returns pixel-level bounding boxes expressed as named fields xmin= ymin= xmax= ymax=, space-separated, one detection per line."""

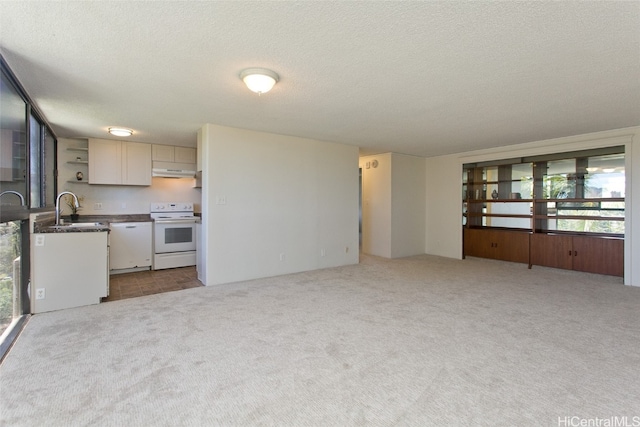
xmin=1 ymin=55 xmax=57 ymax=360
xmin=0 ymin=66 xmax=28 ymax=214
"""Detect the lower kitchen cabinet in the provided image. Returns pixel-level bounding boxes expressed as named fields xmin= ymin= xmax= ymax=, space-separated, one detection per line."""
xmin=464 ymin=228 xmax=530 ymax=264
xmin=31 ymin=231 xmax=109 ymax=313
xmin=530 ymin=233 xmax=623 ymax=276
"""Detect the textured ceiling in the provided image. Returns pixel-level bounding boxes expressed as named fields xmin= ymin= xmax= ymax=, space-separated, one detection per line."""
xmin=1 ymin=2 xmax=639 ymax=157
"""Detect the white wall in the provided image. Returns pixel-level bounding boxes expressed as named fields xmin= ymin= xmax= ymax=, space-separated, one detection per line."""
xmin=424 ymin=154 xmax=463 ymax=259
xmin=360 ymin=153 xmax=426 ymax=258
xmin=201 ymin=124 xmax=359 ymax=286
xmin=391 ymin=154 xmax=426 ymax=257
xmin=424 ymin=127 xmax=640 ymax=286
xmin=360 ymin=153 xmax=392 ymax=257
xmin=58 ymin=138 xmax=201 ymax=215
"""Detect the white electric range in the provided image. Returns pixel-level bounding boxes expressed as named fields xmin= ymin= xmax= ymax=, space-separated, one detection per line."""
xmin=150 ymin=202 xmax=197 ymax=270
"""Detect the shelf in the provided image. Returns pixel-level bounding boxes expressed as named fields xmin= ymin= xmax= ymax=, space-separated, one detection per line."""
xmin=467 ymin=213 xmax=532 ymax=219
xmin=67 ymin=147 xmax=88 ymax=152
xmin=533 ymin=214 xmax=624 ymax=222
xmin=466 ymin=199 xmax=533 ymax=203
xmin=534 ymin=197 xmax=625 ymax=203
xmin=66 ymin=180 xmax=88 ymax=184
xmin=67 ymin=161 xmax=88 ymax=165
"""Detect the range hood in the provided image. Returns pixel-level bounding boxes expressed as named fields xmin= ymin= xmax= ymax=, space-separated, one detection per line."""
xmin=152 ymin=161 xmax=196 ymax=178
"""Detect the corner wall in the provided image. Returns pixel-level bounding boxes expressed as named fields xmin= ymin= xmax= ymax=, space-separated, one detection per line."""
xmin=201 ymin=124 xmax=359 ymax=286
xmin=360 ymin=153 xmax=392 ymax=257
xmin=360 ymin=153 xmax=426 ymax=258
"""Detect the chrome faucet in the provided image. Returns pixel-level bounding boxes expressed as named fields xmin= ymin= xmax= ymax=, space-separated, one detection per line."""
xmin=0 ymin=190 xmax=26 ymax=206
xmin=55 ymin=191 xmax=79 ymax=225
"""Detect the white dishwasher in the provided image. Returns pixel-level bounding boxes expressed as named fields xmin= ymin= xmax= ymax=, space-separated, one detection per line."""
xmin=109 ymin=222 xmax=152 ymax=272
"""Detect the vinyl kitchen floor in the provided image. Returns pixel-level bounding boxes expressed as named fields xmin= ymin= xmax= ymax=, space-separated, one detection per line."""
xmin=103 ymin=266 xmax=203 ymax=302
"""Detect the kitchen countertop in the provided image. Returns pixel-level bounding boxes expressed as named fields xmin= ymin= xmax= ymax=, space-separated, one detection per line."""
xmin=33 ymin=214 xmax=153 ymax=233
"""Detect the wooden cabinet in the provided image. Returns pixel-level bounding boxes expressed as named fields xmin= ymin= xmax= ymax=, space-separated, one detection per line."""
xmin=462 ymin=151 xmax=625 ymax=278
xmin=464 ymin=228 xmax=530 ymax=264
xmin=89 ymin=139 xmax=151 ymax=185
xmin=529 ymin=234 xmax=573 ymax=270
xmin=152 ymin=144 xmax=196 ymax=163
xmin=530 ymin=234 xmax=623 ymax=276
xmin=575 ymin=236 xmax=624 ymax=276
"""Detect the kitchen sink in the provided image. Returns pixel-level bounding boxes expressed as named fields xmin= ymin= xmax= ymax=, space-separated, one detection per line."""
xmin=48 ymin=222 xmax=107 ymax=230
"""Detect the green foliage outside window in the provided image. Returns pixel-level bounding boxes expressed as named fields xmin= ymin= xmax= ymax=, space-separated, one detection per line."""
xmin=0 ymin=222 xmax=20 ymax=329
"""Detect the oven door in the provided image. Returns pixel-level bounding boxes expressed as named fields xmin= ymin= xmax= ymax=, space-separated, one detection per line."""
xmin=154 ymin=219 xmax=197 ymax=253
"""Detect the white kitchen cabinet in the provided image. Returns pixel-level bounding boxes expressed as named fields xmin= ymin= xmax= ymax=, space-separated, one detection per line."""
xmin=89 ymin=139 xmax=151 ymax=185
xmin=89 ymin=139 xmax=120 ymax=184
xmin=175 ymin=147 xmax=196 ymax=163
xmin=123 ymin=141 xmax=152 ymax=185
xmin=196 ymin=128 xmax=202 ymax=172
xmin=31 ymin=231 xmax=109 ymax=313
xmin=152 ymin=144 xmax=196 ymax=164
xmin=152 ymin=144 xmax=174 ymax=162
xmin=109 ymin=222 xmax=152 ymax=271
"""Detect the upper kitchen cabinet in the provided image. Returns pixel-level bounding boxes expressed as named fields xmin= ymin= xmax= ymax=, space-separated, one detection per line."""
xmin=89 ymin=139 xmax=151 ymax=186
xmin=196 ymin=129 xmax=202 ymax=172
xmin=152 ymin=144 xmax=196 ymax=164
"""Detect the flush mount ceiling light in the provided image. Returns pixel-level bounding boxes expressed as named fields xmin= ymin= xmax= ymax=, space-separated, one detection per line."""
xmin=240 ymin=68 xmax=279 ymax=94
xmin=108 ymin=127 xmax=133 ymax=137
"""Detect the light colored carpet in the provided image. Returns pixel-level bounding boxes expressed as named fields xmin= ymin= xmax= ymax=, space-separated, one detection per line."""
xmin=1 ymin=254 xmax=639 ymax=426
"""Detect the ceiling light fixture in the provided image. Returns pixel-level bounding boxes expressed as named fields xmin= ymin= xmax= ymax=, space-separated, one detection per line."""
xmin=108 ymin=127 xmax=133 ymax=137
xmin=240 ymin=68 xmax=279 ymax=94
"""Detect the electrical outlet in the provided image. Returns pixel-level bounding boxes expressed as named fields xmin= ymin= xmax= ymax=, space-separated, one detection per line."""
xmin=279 ymin=253 xmax=285 ymax=261
xmin=94 ymin=202 xmax=103 ymax=210
xmin=36 ymin=288 xmax=45 ymax=300
xmin=320 ymin=249 xmax=326 ymax=257
xmin=216 ymin=196 xmax=226 ymax=205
